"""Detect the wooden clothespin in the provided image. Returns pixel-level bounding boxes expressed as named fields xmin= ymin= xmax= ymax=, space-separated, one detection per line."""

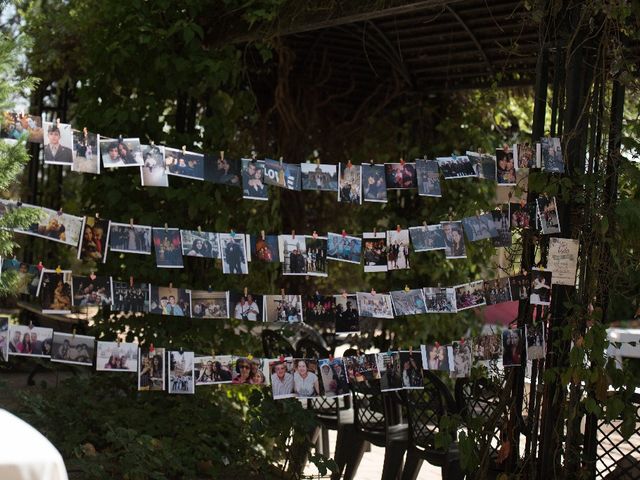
xmin=129 ymin=276 xmax=134 ymax=287
xmin=400 ymin=157 xmax=405 ymax=166
xmin=371 ymin=288 xmax=376 ymax=296
xmin=29 ymin=320 xmax=33 ymax=329
xmin=281 ymin=288 xmax=285 ymax=298
xmin=251 ymin=151 xmax=257 ymax=162
xmin=55 ymin=265 xmax=62 ymax=273
xmin=118 ymin=134 xmax=123 ymax=143
xmin=207 ymin=284 xmax=213 ymax=292
xmin=197 ymin=225 xmax=202 ymax=233
xmin=451 ymin=152 xmax=457 ymax=160
xmin=279 ymin=354 xmax=285 ymax=362
xmin=83 ymin=127 xmax=88 ymax=139
xmin=329 ymin=354 xmax=334 ymax=361
xmin=435 ymin=341 xmax=440 ymax=348
xmin=95 ymin=212 xmax=100 ymax=219
xmin=169 ymin=282 xmax=173 ymax=289
xmin=181 ymin=145 xmax=187 ymax=154
xmin=423 ymin=221 xmax=428 ymax=231
xmin=396 ymin=224 xmax=401 ymax=233
xmin=56 ymin=118 xmax=61 ymax=127
xmin=341 ymin=290 xmax=348 ymax=298
xmin=261 ymin=230 xmax=265 ymax=240
xmin=129 ymin=218 xmax=134 ymax=228
xmin=279 ymin=156 xmax=284 ymax=166
xmin=347 ymin=159 xmax=353 ymax=169
xmin=149 ymin=343 xmax=155 ymax=353
xmin=164 ymin=223 xmax=168 ymax=231
xmin=373 ymin=227 xmax=377 ymax=235
xmin=244 ymin=287 xmax=248 ymax=297
xmin=291 ymin=229 xmax=295 ymax=239
xmin=312 ymin=230 xmax=318 ymax=239
xmin=220 ymin=150 xmax=224 ymax=161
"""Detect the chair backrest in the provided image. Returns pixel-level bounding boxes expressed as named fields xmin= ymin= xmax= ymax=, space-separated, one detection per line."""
xmin=351 ymin=379 xmax=388 ymax=433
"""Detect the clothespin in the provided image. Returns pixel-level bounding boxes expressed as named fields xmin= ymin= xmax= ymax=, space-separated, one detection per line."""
xmin=251 ymin=151 xmax=257 ymax=162
xmin=341 ymin=290 xmax=348 ymax=298
xmin=56 ymin=118 xmax=61 ymax=127
xmin=230 ymin=229 xmax=236 ymax=238
xmin=373 ymin=227 xmax=377 ymax=235
xmin=164 ymin=223 xmax=168 ymax=232
xmin=448 ymin=207 xmax=454 ymax=222
xmin=149 ymin=343 xmax=155 ymax=353
xmin=29 ymin=320 xmax=33 ymax=329
xmin=404 ymin=285 xmax=410 ymax=292
xmin=179 ymin=346 xmax=184 ymax=354
xmin=347 ymin=160 xmax=353 ymax=169
xmin=57 ymin=208 xmax=63 ymax=216
xmin=117 ymin=337 xmax=121 ymax=347
xmin=329 ymin=354 xmax=334 ymax=361
xmin=55 ymin=265 xmax=62 ymax=273
xmin=423 ymin=221 xmax=428 ymax=231
xmin=371 ymin=288 xmax=376 ymax=296
xmin=211 ymin=348 xmax=215 ymax=357
xmin=83 ymin=127 xmax=88 ymax=139
xmin=261 ymin=230 xmax=265 ymax=240
xmin=279 ymin=156 xmax=284 ymax=166
xmin=207 ymin=284 xmax=213 ymax=292
xmin=460 ymin=338 xmax=465 ymax=345
xmin=369 ymin=159 xmax=374 ymax=166
xmin=409 ymin=346 xmax=413 ymax=354
xmin=312 ymin=230 xmax=318 ymax=239
xmin=118 ymin=135 xmax=123 ymax=143
xmin=89 ymin=271 xmax=96 ymax=281
xmin=247 ymin=354 xmax=254 ymax=361
xmin=281 ymin=288 xmax=285 ymax=298
xmin=451 ymin=153 xmax=457 ymax=160
xmin=220 ymin=150 xmax=224 ymax=161
xmin=435 ymin=341 xmax=440 ymax=348
xmin=95 ymin=212 xmax=100 ymax=219
xmin=279 ymin=354 xmax=285 ymax=362
xmin=400 ymin=157 xmax=405 ymax=166
xmin=244 ymin=287 xmax=248 ymax=297
xmin=36 ymin=261 xmax=43 ymax=271
xmin=291 ymin=229 xmax=295 ymax=239
xmin=508 ymin=191 xmax=513 ymax=200
xmin=197 ymin=225 xmax=202 ymax=233
xmin=169 ymin=282 xmax=173 ymax=289
xmin=129 ymin=276 xmax=134 ymax=287
xmin=396 ymin=224 xmax=401 ymax=233
xmin=72 ymin=328 xmax=76 ymax=339
xmin=181 ymin=145 xmax=187 ymax=155
xmin=341 ymin=229 xmax=347 ymax=238
xmin=129 ymin=218 xmax=134 ymax=228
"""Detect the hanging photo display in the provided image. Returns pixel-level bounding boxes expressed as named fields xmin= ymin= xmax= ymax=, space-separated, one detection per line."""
xmin=96 ymin=341 xmax=138 ymax=372
xmin=78 ymin=216 xmax=110 ymax=263
xmin=8 ymin=324 xmax=53 ymax=358
xmin=473 ymin=334 xmax=502 ymax=362
xmin=180 ymin=230 xmax=220 ymax=258
xmin=539 ymin=137 xmax=564 ymax=173
xmin=461 ymin=213 xmax=499 ymax=242
xmin=378 ymin=351 xmax=403 ymax=392
xmin=50 ymin=332 xmax=95 ymax=367
xmin=241 ymin=159 xmax=268 ymax=201
xmin=229 ymin=292 xmax=264 ymax=322
xmin=0 ymin=112 xmax=43 ymax=142
xmin=194 ymin=355 xmax=234 ymax=385
xmin=415 ymin=159 xmax=442 ymax=197
xmin=168 ymin=351 xmax=195 ymax=395
xmin=362 ymin=231 xmax=388 ymax=272
xmin=0 ymin=316 xmax=8 ymax=362
xmin=454 ymin=281 xmax=486 ymax=311
xmin=43 ymin=121 xmax=74 ymax=165
xmin=250 ymin=234 xmax=279 ymax=262
xmin=423 ymin=287 xmax=457 ymax=313
xmin=502 ymin=329 xmax=524 ymax=367
xmin=303 ymin=294 xmax=336 ymax=323
xmin=338 ymin=163 xmax=362 ymax=204
xmin=441 ymin=221 xmax=466 ymax=259
xmin=318 ymin=358 xmax=350 ymax=397
xmin=290 ymin=358 xmax=321 ymax=398
xmin=301 ymin=163 xmax=338 ymax=191
xmin=264 ymin=294 xmax=303 ymax=323
xmin=384 ymin=162 xmax=417 ymax=189
xmin=496 ymin=146 xmax=516 ymax=185
xmin=491 ymin=205 xmax=512 ymax=247
xmin=263 ymin=158 xmax=301 ymax=191
xmin=361 ymin=164 xmax=387 ymax=202
xmin=106 ymin=222 xmax=152 ymax=256
xmin=111 ymin=280 xmax=149 ymax=313
xmin=326 ymin=232 xmax=362 ymax=264
xmin=37 ymin=268 xmax=73 ymax=314
xmin=387 ymin=229 xmax=411 ymax=270
xmin=139 ymin=144 xmax=168 ymax=187
xmin=270 ymin=358 xmax=296 ymax=399
xmin=390 ymin=289 xmax=427 ymax=316
xmin=279 ymin=234 xmax=327 ymax=276
xmin=356 ymin=291 xmax=394 ymax=319
xmin=437 ymin=155 xmax=475 ymax=179
xmin=138 ymin=347 xmax=166 ymax=391
xmin=72 ymin=129 xmax=100 ymax=174
xmin=514 ymin=142 xmax=537 ymax=170
xmin=190 ymin=290 xmax=229 ymax=319
xmin=547 ymin=238 xmax=579 ymax=286
xmin=530 ymin=268 xmax=552 ymax=306
xmin=1 ymin=259 xmax=40 ymax=296
xmin=399 ymin=350 xmax=424 ymax=389
xmin=482 ymin=277 xmax=513 ymax=305
xmin=99 ymin=137 xmax=143 ymax=168
xmin=305 ymin=235 xmax=328 ymax=276
xmin=537 ymin=196 xmax=561 ymax=234
xmin=409 ymin=224 xmax=446 ymax=252
xmin=509 ymin=274 xmax=530 ymax=301
xmin=421 ymin=343 xmax=450 ymax=371
xmin=73 ymin=274 xmax=113 ymax=308
xmin=149 ymin=286 xmax=191 ymax=316
xmin=450 ymin=340 xmax=472 ymax=378
xmin=152 ymin=227 xmax=184 ymax=268
xmin=204 ymin=154 xmax=241 ymax=186
xmin=219 ymin=233 xmax=249 ymax=274
xmin=343 ymin=354 xmax=381 ymax=382
xmin=467 ymin=151 xmax=497 ymax=181
xmin=526 ymin=323 xmax=546 ymax=360
xmin=510 ymin=201 xmax=533 ymax=229
xmin=334 ymin=294 xmax=360 ymax=334
xmin=165 ymin=148 xmax=204 ymax=181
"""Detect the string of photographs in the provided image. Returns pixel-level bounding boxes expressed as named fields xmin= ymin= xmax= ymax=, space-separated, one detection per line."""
xmin=0 ymin=313 xmax=547 ymax=396
xmin=0 ymin=193 xmax=562 ymax=277
xmin=1 ymin=111 xmax=565 ymax=204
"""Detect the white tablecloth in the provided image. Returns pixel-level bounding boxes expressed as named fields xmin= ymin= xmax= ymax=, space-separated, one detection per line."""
xmin=0 ymin=409 xmax=68 ymax=480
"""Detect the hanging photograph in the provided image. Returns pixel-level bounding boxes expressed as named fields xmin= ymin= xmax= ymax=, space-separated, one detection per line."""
xmin=78 ymin=216 xmax=110 ymax=263
xmin=454 ymin=281 xmax=486 ymax=311
xmin=415 ymin=159 xmax=442 ymax=197
xmin=461 ymin=213 xmax=499 ymax=242
xmin=421 ymin=344 xmax=450 ymax=371
xmin=356 ymin=292 xmax=394 ymax=319
xmin=229 ymin=292 xmax=264 ymax=322
xmin=509 ymin=274 xmax=530 ymax=301
xmin=526 ymin=323 xmax=546 ymax=360
xmin=140 ymin=144 xmax=168 ymax=187
xmin=37 ymin=268 xmax=73 ymax=314
xmin=378 ymin=352 xmax=403 ymax=392
xmin=482 ymin=277 xmax=512 ymax=305
xmin=43 ymin=121 xmax=74 ymax=165
xmin=278 ymin=234 xmax=308 ymax=275
xmin=510 ymin=201 xmax=533 ymax=229
xmin=450 ymin=340 xmax=472 ymax=378
xmin=362 ymin=231 xmax=388 ymax=272
xmin=168 ymin=351 xmax=195 ymax=394
xmin=496 ymin=147 xmax=516 ymax=185
xmin=291 ymin=358 xmax=321 ymax=398
xmin=270 ymin=358 xmax=296 ymax=399
xmin=398 ymin=350 xmax=424 ymax=389
xmin=106 ymin=222 xmax=152 ymax=256
xmin=241 ymin=158 xmax=268 ymax=200
xmin=96 ymin=341 xmax=138 ymax=372
xmin=327 ymin=232 xmax=362 ymax=264
xmin=387 ymin=229 xmax=411 ymax=270
xmin=466 ymin=151 xmax=497 ymax=181
xmin=318 ymin=358 xmax=350 ymax=397
xmin=204 ymin=154 xmax=241 ymax=186
xmin=423 ymin=287 xmax=457 ymax=313
xmin=540 ymin=137 xmax=564 ymax=173
xmin=530 ymin=268 xmax=552 ymax=306
xmin=138 ymin=347 xmax=165 ymax=391
xmin=338 ymin=162 xmax=362 ymax=204
xmin=149 ymin=286 xmax=191 ymax=317
xmin=180 ymin=230 xmax=220 ymax=258
xmin=250 ymin=234 xmax=279 ymax=262
xmin=515 ymin=142 xmax=536 ymax=170
xmin=0 ymin=316 xmax=8 ymax=362
xmin=165 ymin=147 xmax=204 ymax=180
xmin=99 ymin=137 xmax=143 ymax=168
xmin=72 ymin=129 xmax=100 ymax=174
xmin=50 ymin=332 xmax=95 ymax=367
xmin=152 ymin=228 xmax=183 ymax=268
xmin=301 ymin=163 xmax=338 ymax=191
xmin=111 ymin=280 xmax=149 ymax=313
xmin=441 ymin=221 xmax=466 ymax=259
xmin=491 ymin=205 xmax=512 ymax=247
xmin=1 ymin=259 xmax=40 ymax=296
xmin=264 ymin=294 xmax=303 ymax=323
xmin=536 ymin=196 xmax=561 ymax=234
xmin=194 ymin=355 xmax=234 ymax=385
xmin=384 ymin=162 xmax=417 ymax=189
xmin=334 ymin=294 xmax=360 ymax=334
xmin=547 ymin=238 xmax=579 ymax=286
xmin=263 ymin=158 xmax=301 ymax=191
xmin=390 ymin=289 xmax=427 ymax=316
xmin=436 ymin=155 xmax=476 ymax=179
xmin=73 ymin=275 xmax=112 ymax=308
xmin=303 ymin=294 xmax=336 ymax=323
xmin=502 ymin=329 xmax=524 ymax=367
xmin=190 ymin=290 xmax=229 ymax=319
xmin=343 ymin=354 xmax=381 ymax=382
xmin=0 ymin=112 xmax=43 ymax=142
xmin=305 ymin=236 xmax=328 ymax=276
xmin=473 ymin=334 xmax=502 ymax=362
xmin=409 ymin=224 xmax=446 ymax=252
xmin=219 ymin=233 xmax=249 ymax=274
xmin=8 ymin=324 xmax=53 ymax=358
xmin=361 ymin=164 xmax=387 ymax=202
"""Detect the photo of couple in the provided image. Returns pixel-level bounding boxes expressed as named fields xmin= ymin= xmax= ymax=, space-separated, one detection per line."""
xmin=140 ymin=144 xmax=168 ymax=187
xmin=229 ymin=292 xmax=264 ymax=322
xmin=96 ymin=341 xmax=138 ymax=372
xmin=204 ymin=154 xmax=241 ymax=186
xmin=138 ymin=347 xmax=166 ymax=391
xmin=107 ymin=222 xmax=152 ymax=255
xmin=152 ymin=228 xmax=184 ymax=268
xmin=278 ymin=234 xmax=327 ymax=276
xmin=43 ymin=121 xmax=74 ymax=165
xmin=416 ymin=159 xmax=442 ymax=197
xmin=231 ymin=357 xmax=268 ymax=385
xmin=361 ymin=164 xmax=388 ymax=202
xmin=409 ymin=224 xmax=446 ymax=252
xmin=326 ymin=232 xmax=362 ymax=264
xmin=78 ymin=216 xmax=109 ymax=263
xmin=537 ymin=196 xmax=561 ymax=234
xmin=441 ymin=221 xmax=466 ymax=259
xmin=149 ymin=286 xmax=191 ymax=317
xmin=421 ymin=344 xmax=450 ymax=371
xmin=387 ymin=229 xmax=410 ymax=270
xmin=100 ymin=138 xmax=143 ymax=168
xmin=194 ymin=355 xmax=234 ymax=385
xmin=0 ymin=317 xmax=8 ymax=362
xmin=51 ymin=332 xmax=95 ymax=367
xmin=384 ymin=162 xmax=417 ymax=189
xmin=180 ymin=230 xmax=220 ymax=258
xmin=540 ymin=137 xmax=564 ymax=173
xmin=496 ymin=147 xmax=517 ymax=185
xmin=338 ymin=163 xmax=362 ymax=204
xmin=530 ymin=269 xmax=552 ymax=306
xmin=318 ymin=358 xmax=350 ymax=397
xmin=190 ymin=291 xmax=229 ymax=319
xmin=450 ymin=340 xmax=472 ymax=378
xmin=165 ymin=148 xmax=205 ymax=180
xmin=515 ymin=142 xmax=536 ymax=169
xmin=467 ymin=151 xmax=497 ymax=181
xmin=37 ymin=269 xmax=73 ymax=314
xmin=241 ymin=158 xmax=268 ymax=200
xmin=473 ymin=334 xmax=502 ymax=362
xmin=334 ymin=295 xmax=360 ymax=333
xmin=1 ymin=260 xmax=39 ymax=296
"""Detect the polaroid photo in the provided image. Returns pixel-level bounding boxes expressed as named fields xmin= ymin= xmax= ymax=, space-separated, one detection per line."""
xmin=441 ymin=221 xmax=467 ymax=259
xmin=72 ymin=129 xmax=100 ymax=174
xmin=303 ymin=294 xmax=336 ymax=323
xmin=437 ymin=155 xmax=476 ymax=179
xmin=362 ymin=231 xmax=388 ymax=272
xmin=78 ymin=216 xmax=110 ymax=263
xmin=99 ymin=137 xmax=143 ymax=168
xmin=250 ymin=235 xmax=279 ymax=262
xmin=190 ymin=290 xmax=229 ymax=319
xmin=491 ymin=205 xmax=512 ymax=247
xmin=1 ymin=259 xmax=40 ymax=296
xmin=149 ymin=286 xmax=191 ymax=317
xmin=450 ymin=340 xmax=472 ymax=378
xmin=467 ymin=151 xmax=497 ymax=181
xmin=229 ymin=292 xmax=264 ymax=322
xmin=264 ymin=294 xmax=304 ymax=323
xmin=305 ymin=236 xmax=328 ymax=277
xmin=263 ymin=158 xmax=301 ymax=191
xmin=248 ymin=357 xmax=270 ymax=386
xmin=461 ymin=213 xmax=499 ymax=242
xmin=530 ymin=268 xmax=552 ymax=306
xmin=540 ymin=137 xmax=564 ymax=173
xmin=387 ymin=229 xmax=411 ymax=270
xmin=482 ymin=277 xmax=513 ymax=305
xmin=421 ymin=344 xmax=450 ymax=371
xmin=390 ymin=289 xmax=427 ymax=316
xmin=510 ymin=201 xmax=534 ymax=229
xmin=301 ymin=163 xmax=338 ymax=191
xmin=398 ymin=350 xmax=424 ymax=389
xmin=181 ymin=230 xmax=220 ymax=258
xmin=0 ymin=316 xmax=9 ymax=362
xmin=139 ymin=144 xmax=168 ymax=187
xmin=73 ymin=275 xmax=112 ymax=308
xmin=106 ymin=222 xmax=152 ymax=256
xmin=0 ymin=112 xmax=43 ymax=143
xmin=37 ymin=269 xmax=73 ymax=314
xmin=409 ymin=224 xmax=446 ymax=252
xmin=278 ymin=234 xmax=308 ymax=275
xmin=204 ymin=154 xmax=241 ymax=186
xmin=384 ymin=162 xmax=417 ymax=189
xmin=378 ymin=352 xmax=403 ymax=392
xmin=220 ymin=233 xmax=249 ymax=274
xmin=415 ymin=159 xmax=442 ymax=197
xmin=8 ymin=324 xmax=53 ymax=358
xmin=327 ymin=232 xmax=362 ymax=264
xmin=526 ymin=323 xmax=546 ymax=360
xmin=270 ymin=358 xmax=296 ymax=399
xmin=496 ymin=146 xmax=517 ymax=185
xmin=334 ymin=294 xmax=360 ymax=334
xmin=111 ymin=280 xmax=149 ymax=313
xmin=318 ymin=358 xmax=350 ymax=397
xmin=96 ymin=341 xmax=138 ymax=372
xmin=537 ymin=196 xmax=561 ymax=235
xmin=290 ymin=358 xmax=321 ymax=398
xmin=473 ymin=334 xmax=502 ymax=362
xmin=361 ymin=164 xmax=388 ymax=202
xmin=423 ymin=287 xmax=457 ymax=313
xmin=43 ymin=121 xmax=74 ymax=165
xmin=194 ymin=355 xmax=234 ymax=385
xmin=502 ymin=329 xmax=524 ymax=367
xmin=164 ymin=147 xmax=204 ymax=180
xmin=515 ymin=142 xmax=536 ymax=170
xmin=138 ymin=347 xmax=165 ymax=391
xmin=241 ymin=158 xmax=269 ymax=200
xmin=509 ymin=274 xmax=530 ymax=301
xmin=338 ymin=163 xmax=362 ymax=204
xmin=356 ymin=292 xmax=394 ymax=319
xmin=168 ymin=351 xmax=195 ymax=394
xmin=343 ymin=353 xmax=381 ymax=382
xmin=152 ymin=228 xmax=184 ymax=268
xmin=454 ymin=281 xmax=486 ymax=311
xmin=50 ymin=332 xmax=95 ymax=367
